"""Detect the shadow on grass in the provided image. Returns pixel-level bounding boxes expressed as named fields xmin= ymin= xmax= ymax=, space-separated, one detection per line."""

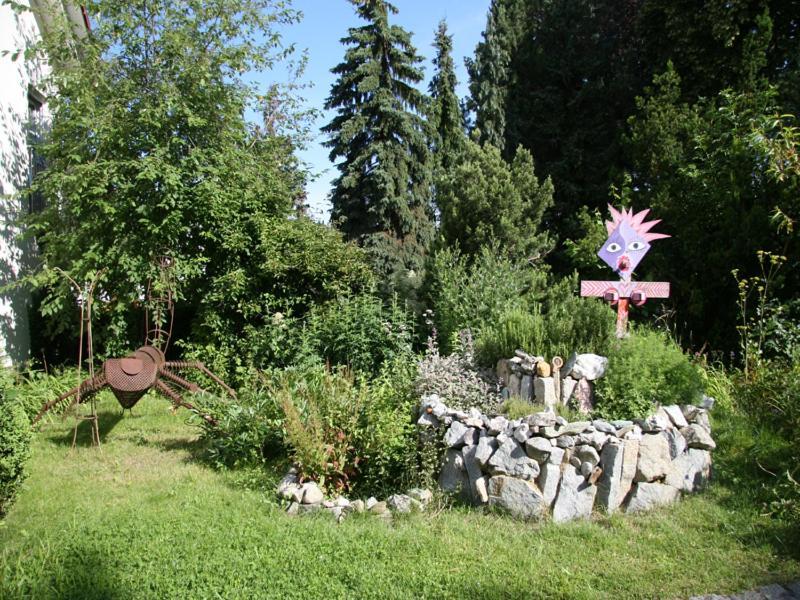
xmin=3 ymin=546 xmax=121 ymax=600
xmin=46 ymin=410 xmax=125 ymax=447
xmin=709 ymin=409 xmax=800 ymax=561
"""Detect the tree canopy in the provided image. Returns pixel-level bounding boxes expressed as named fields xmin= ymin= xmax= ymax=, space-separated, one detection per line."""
xmin=322 ymin=0 xmax=433 ymax=297
xmin=26 ymin=0 xmax=334 ymax=358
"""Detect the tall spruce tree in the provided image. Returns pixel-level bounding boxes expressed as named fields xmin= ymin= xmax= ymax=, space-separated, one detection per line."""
xmin=322 ymin=0 xmax=433 ymax=296
xmin=465 ymin=0 xmax=528 ymax=150
xmin=429 ymin=20 xmax=465 ymax=171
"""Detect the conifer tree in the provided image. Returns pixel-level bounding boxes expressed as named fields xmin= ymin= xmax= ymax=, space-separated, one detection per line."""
xmin=429 ymin=20 xmax=464 ymax=171
xmin=465 ymin=0 xmax=527 ymax=150
xmin=322 ymin=0 xmax=433 ymax=295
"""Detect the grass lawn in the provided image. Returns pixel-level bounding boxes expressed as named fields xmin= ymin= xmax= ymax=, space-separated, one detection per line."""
xmin=1 ymin=392 xmax=798 ymax=599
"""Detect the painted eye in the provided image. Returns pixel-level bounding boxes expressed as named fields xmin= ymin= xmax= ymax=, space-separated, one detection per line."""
xmin=606 ymin=242 xmax=622 ymax=253
xmin=627 ymin=241 xmax=646 ymax=251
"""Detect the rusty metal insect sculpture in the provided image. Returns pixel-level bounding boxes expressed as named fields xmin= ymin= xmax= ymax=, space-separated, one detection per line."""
xmin=33 ymin=258 xmax=234 ymax=427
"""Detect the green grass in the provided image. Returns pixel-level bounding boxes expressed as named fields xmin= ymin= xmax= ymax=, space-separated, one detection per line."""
xmin=1 ymin=393 xmax=799 ymax=599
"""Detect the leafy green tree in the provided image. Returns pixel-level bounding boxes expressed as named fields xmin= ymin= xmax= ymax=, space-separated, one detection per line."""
xmin=435 ymin=139 xmax=553 ymax=261
xmin=27 ymin=0 xmax=306 ymax=357
xmin=428 ymin=20 xmax=465 ymax=172
xmin=624 ymin=64 xmax=800 ymax=351
xmin=322 ymin=0 xmax=433 ymax=297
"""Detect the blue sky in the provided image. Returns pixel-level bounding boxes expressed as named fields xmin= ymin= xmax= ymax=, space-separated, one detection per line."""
xmin=273 ymin=0 xmax=490 ymax=220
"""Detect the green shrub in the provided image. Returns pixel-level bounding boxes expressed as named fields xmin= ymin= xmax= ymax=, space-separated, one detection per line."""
xmin=735 ymin=359 xmax=800 ymax=441
xmin=185 ymin=216 xmax=374 ymax=383
xmin=427 ymin=245 xmax=548 ymax=354
xmin=0 ymin=371 xmax=32 ymax=517
xmin=499 ymin=399 xmax=584 ymax=422
xmin=278 ymin=369 xmax=365 ymax=493
xmin=200 ymin=359 xmax=422 ymax=496
xmin=594 ymin=327 xmax=704 ymax=420
xmin=416 ymin=332 xmax=501 ymax=413
xmin=475 ymin=305 xmax=546 ymax=367
xmin=541 ymin=287 xmax=615 ymax=358
xmin=353 ymin=355 xmax=420 ymax=496
xmin=197 ymin=380 xmax=286 ymax=469
xmin=301 ymin=292 xmax=414 ymax=378
xmin=474 ymin=286 xmax=615 ymax=367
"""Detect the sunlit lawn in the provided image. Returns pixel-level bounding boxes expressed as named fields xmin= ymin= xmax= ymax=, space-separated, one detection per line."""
xmin=1 ymin=392 xmax=798 ymax=599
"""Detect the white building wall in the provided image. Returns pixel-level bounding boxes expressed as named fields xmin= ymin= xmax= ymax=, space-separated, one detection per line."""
xmin=0 ymin=1 xmax=51 ymax=366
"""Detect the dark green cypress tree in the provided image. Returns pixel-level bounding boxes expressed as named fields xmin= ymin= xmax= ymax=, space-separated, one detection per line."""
xmin=322 ymin=0 xmax=433 ymax=296
xmin=429 ymin=19 xmax=465 ymax=171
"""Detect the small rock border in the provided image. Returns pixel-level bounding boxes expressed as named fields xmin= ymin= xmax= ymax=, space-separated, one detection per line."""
xmin=277 ymin=471 xmax=433 ymax=523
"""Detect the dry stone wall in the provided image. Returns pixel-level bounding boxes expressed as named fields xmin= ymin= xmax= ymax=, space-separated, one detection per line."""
xmin=418 ymin=394 xmax=715 ymax=521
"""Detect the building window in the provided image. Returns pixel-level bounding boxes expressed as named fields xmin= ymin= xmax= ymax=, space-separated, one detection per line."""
xmin=27 ymin=86 xmax=46 ymax=213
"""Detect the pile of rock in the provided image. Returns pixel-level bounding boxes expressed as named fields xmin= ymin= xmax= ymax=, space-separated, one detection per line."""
xmin=419 ymin=394 xmax=715 ymax=521
xmin=497 ymin=351 xmax=608 ymax=413
xmin=277 ymin=470 xmax=433 ymax=522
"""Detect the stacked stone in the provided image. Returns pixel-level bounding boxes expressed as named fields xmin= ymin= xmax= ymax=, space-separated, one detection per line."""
xmin=497 ymin=351 xmax=608 ymax=413
xmin=420 ymin=394 xmax=715 ymax=522
xmin=277 ymin=468 xmax=433 ymax=522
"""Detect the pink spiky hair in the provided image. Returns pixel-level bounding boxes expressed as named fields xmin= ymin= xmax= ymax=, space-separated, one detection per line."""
xmin=605 ymin=205 xmax=671 ymax=242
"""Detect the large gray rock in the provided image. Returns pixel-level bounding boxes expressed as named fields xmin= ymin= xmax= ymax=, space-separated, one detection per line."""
xmin=573 ymin=378 xmax=594 ymax=413
xmin=302 ymin=482 xmax=324 ymax=505
xmin=580 ymin=430 xmax=611 ymax=451
xmin=637 ymin=413 xmax=670 ymax=433
xmin=552 ymin=465 xmax=598 ymax=522
xmin=474 ymin=435 xmax=498 ymax=467
xmin=525 ymin=436 xmax=554 ymax=463
xmin=665 ymin=449 xmax=712 ymax=492
xmin=680 ymin=424 xmax=716 ymax=450
xmin=463 ymin=445 xmax=488 ymax=505
xmin=526 ymin=412 xmax=557 ymax=428
xmin=663 ymin=428 xmax=688 ymax=460
xmin=534 ymin=377 xmax=557 ymax=411
xmin=662 ymin=405 xmax=689 ymax=428
xmin=439 ymin=448 xmax=469 ymax=498
xmin=514 ymin=423 xmax=531 ymax=444
xmin=560 ymin=421 xmax=593 ymax=436
xmin=546 ymin=446 xmax=566 ymax=465
xmin=626 ymin=482 xmax=680 ymax=513
xmin=635 ymin=433 xmax=672 ymax=482
xmin=487 ymin=437 xmax=540 ymax=480
xmin=537 ymin=462 xmax=562 ymax=506
xmin=564 ymin=353 xmax=608 ymax=381
xmin=619 ymin=438 xmax=639 ymax=501
xmin=508 ymin=373 xmax=522 ymax=398
xmin=592 ymin=420 xmax=617 ymax=435
xmin=556 ymin=435 xmax=576 ymax=449
xmin=561 ymin=376 xmax=578 ymax=406
xmin=388 ymin=494 xmax=419 ymax=513
xmin=487 ymin=416 xmax=509 ymax=435
xmin=596 ymin=439 xmax=626 ymax=513
xmin=575 ymin=444 xmax=600 ymax=468
xmin=444 ymin=421 xmax=467 ymax=447
xmin=520 ymin=375 xmax=533 ymax=401
xmin=487 ymin=475 xmax=547 ymax=520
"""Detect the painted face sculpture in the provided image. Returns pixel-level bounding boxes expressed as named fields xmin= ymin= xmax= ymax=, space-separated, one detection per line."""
xmin=598 ymin=206 xmax=669 ymax=279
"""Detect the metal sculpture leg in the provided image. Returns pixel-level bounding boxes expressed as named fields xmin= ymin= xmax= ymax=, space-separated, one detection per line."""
xmin=163 ymin=361 xmax=237 ymax=398
xmin=155 ymin=381 xmax=217 ymax=426
xmin=34 ymin=374 xmax=108 ymax=425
